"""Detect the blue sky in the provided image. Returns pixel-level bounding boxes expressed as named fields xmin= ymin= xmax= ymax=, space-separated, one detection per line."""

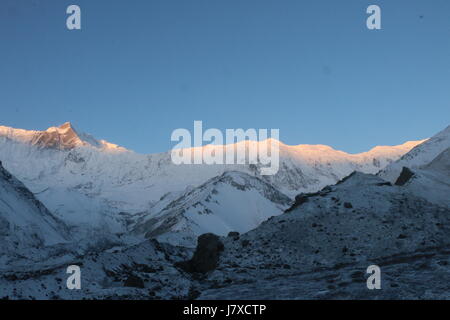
xmin=1 ymin=0 xmax=449 ymax=153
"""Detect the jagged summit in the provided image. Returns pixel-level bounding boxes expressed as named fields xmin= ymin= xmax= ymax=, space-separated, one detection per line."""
xmin=0 ymin=122 xmax=126 ymax=152
xmin=59 ymin=122 xmax=74 ymax=130
xmin=35 ymin=122 xmax=85 ymax=150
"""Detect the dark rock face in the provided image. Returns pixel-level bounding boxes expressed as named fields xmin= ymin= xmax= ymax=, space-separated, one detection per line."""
xmin=395 ymin=167 xmax=415 ymax=186
xmin=176 ymin=233 xmax=224 ymax=274
xmin=0 ymin=161 xmax=12 ymax=181
xmin=227 ymin=232 xmax=240 ymax=240
xmin=286 ymin=185 xmax=334 ymax=213
xmin=124 ymin=274 xmax=145 ymax=288
xmin=285 ymin=194 xmax=310 ymax=213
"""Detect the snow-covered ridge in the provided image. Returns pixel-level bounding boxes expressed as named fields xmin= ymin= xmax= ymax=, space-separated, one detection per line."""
xmin=379 ymin=125 xmax=450 ymax=182
xmin=132 ymin=171 xmax=292 ymax=247
xmin=0 ymin=122 xmax=425 ymax=158
xmin=0 ymin=161 xmax=70 ymax=262
xmin=396 ymin=147 xmax=450 ymax=208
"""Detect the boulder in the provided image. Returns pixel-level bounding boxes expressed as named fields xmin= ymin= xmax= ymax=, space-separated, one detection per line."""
xmin=176 ymin=233 xmax=224 ymax=274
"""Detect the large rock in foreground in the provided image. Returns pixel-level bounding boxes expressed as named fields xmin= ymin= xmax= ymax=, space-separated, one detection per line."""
xmin=176 ymin=233 xmax=224 ymax=274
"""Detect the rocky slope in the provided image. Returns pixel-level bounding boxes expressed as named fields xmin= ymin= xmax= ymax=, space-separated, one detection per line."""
xmin=0 ymin=239 xmax=193 ymax=300
xmin=196 ymin=170 xmax=450 ymax=299
xmin=0 ymin=161 xmax=70 ymax=265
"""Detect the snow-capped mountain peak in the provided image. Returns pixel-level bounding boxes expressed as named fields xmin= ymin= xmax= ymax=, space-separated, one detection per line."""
xmin=37 ymin=122 xmax=85 ymax=150
xmin=0 ymin=122 xmax=127 ymax=152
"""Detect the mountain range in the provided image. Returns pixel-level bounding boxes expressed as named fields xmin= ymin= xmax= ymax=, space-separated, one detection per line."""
xmin=0 ymin=122 xmax=425 ymax=244
xmin=0 ymin=122 xmax=449 ymax=299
